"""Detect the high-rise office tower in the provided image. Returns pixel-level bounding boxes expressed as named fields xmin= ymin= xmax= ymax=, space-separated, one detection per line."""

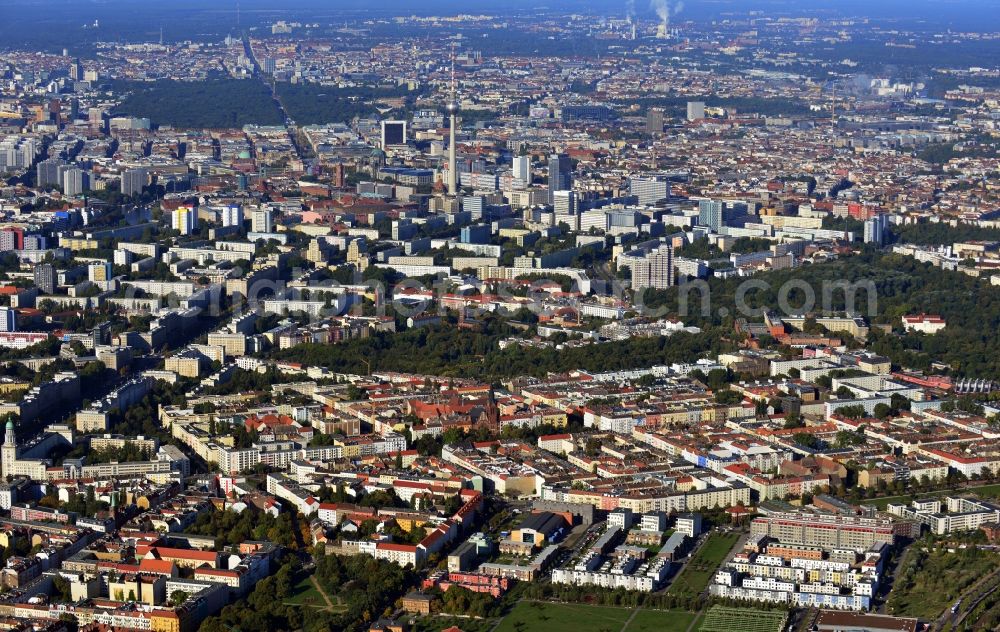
xmin=36 ymin=158 xmax=65 ymax=188
xmin=553 ymin=190 xmax=579 ymax=230
xmin=34 ymin=263 xmax=55 ymax=294
xmin=864 ymin=214 xmax=889 ymax=245
xmin=646 ymin=108 xmax=665 ymax=134
xmin=512 ymin=155 xmax=531 ymax=183
xmin=171 ymin=206 xmax=198 ymax=235
xmin=630 ymin=177 xmax=671 ymax=206
xmin=461 ymin=196 xmax=485 ymax=219
xmin=0 ymin=308 xmax=16 ymax=333
xmin=0 ymin=228 xmax=23 ymax=251
xmin=88 ymin=107 xmax=105 ymax=131
xmin=698 ymin=199 xmax=724 ymax=232
xmin=62 ymin=167 xmax=87 ymax=197
xmin=221 ymin=204 xmax=244 ymax=228
xmin=548 ymin=153 xmax=573 ymax=205
xmin=631 ymin=246 xmax=674 ymax=290
xmin=687 ymin=101 xmax=706 ymax=121
xmin=23 ymin=235 xmax=46 ymax=251
xmin=48 ymin=99 xmax=62 ymax=125
xmin=553 ymin=190 xmax=577 ymax=214
xmin=251 ymin=208 xmax=273 ymax=233
xmin=121 ymin=168 xmax=147 ymax=197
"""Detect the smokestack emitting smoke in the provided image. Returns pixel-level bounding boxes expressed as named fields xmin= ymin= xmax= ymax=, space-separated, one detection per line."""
xmin=651 ymin=0 xmax=683 ymax=37
xmin=651 ymin=0 xmax=667 ymax=24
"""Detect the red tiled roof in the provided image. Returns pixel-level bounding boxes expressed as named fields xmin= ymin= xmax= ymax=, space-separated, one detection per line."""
xmin=138 ymin=559 xmax=176 ymax=575
xmin=376 ymin=542 xmax=417 ymax=552
xmin=147 ymin=547 xmax=218 ymax=562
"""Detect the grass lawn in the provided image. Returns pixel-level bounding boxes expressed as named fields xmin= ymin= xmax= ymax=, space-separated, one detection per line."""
xmin=494 ymin=601 xmax=633 ymax=632
xmin=698 ymin=533 xmax=739 ymax=561
xmin=667 ymin=533 xmax=740 ymax=597
xmin=285 ymin=575 xmax=324 ymax=607
xmin=864 ymin=494 xmax=916 ymax=510
xmin=284 ymin=574 xmax=348 ymax=612
xmin=624 ymin=609 xmax=698 ymax=632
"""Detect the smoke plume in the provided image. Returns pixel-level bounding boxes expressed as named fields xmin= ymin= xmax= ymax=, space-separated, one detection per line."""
xmin=650 ymin=0 xmax=684 ymax=28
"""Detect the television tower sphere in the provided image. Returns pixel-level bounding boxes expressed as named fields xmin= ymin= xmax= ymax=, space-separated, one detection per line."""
xmin=446 ymin=100 xmax=460 ymax=114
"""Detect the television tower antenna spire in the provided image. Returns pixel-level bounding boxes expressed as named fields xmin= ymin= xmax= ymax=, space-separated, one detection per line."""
xmin=450 ymin=46 xmax=456 ymax=99
xmin=446 ymin=44 xmax=460 ymax=198
xmin=831 ymin=81 xmax=837 ymax=128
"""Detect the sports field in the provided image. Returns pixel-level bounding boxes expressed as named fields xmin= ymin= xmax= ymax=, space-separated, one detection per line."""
xmin=625 ymin=608 xmax=699 ymax=632
xmin=698 ymin=606 xmax=787 ymax=632
xmin=494 ymin=601 xmax=697 ymax=632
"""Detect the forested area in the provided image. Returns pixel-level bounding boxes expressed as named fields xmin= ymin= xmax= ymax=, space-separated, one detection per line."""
xmin=277 ymin=83 xmax=413 ymax=125
xmin=199 ymin=550 xmax=415 ymax=632
xmin=112 ymin=79 xmax=283 ymax=128
xmin=822 ymin=216 xmax=1000 ymax=246
xmin=645 ymin=251 xmax=1000 ymax=378
xmin=891 ymin=222 xmax=1000 ymax=245
xmin=270 ymin=315 xmax=729 ymax=381
xmin=188 ymin=504 xmax=304 ymax=549
xmin=805 ymin=37 xmax=1000 ymax=74
xmin=268 ymin=249 xmax=1000 ymax=380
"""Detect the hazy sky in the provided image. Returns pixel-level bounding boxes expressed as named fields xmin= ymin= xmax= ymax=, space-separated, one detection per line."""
xmin=3 ymin=0 xmax=1000 ymax=44
xmin=3 ymin=0 xmax=1000 ymax=18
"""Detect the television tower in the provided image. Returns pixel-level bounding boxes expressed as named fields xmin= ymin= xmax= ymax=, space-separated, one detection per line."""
xmin=446 ymin=51 xmax=459 ymax=197
xmin=831 ymin=81 xmax=836 ymax=128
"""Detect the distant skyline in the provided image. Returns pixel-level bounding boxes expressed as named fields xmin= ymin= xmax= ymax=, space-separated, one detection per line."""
xmin=4 ymin=0 xmax=1000 ymax=20
xmin=3 ymin=0 xmax=1000 ymax=53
